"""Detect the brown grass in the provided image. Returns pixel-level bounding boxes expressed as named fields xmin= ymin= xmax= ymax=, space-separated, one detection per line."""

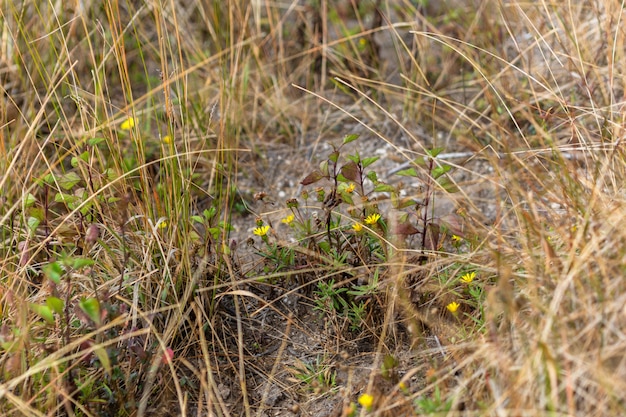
xmin=1 ymin=0 xmax=626 ymax=416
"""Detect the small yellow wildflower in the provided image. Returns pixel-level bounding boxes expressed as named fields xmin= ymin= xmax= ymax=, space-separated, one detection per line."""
xmin=364 ymin=213 xmax=381 ymax=225
xmin=120 ymin=117 xmax=135 ymax=130
xmin=446 ymin=301 xmax=460 ymax=313
xmin=162 ymin=135 xmax=172 ymax=144
xmin=358 ymin=393 xmax=374 ymax=410
xmin=158 ymin=220 xmax=168 ymax=229
xmin=281 ymin=213 xmax=295 ymax=225
xmin=346 ymin=183 xmax=356 ymax=193
xmin=451 ymin=234 xmax=462 ymax=243
xmin=352 ymin=222 xmax=363 ymax=232
xmin=460 ymin=271 xmax=475 ymax=284
xmin=253 ymin=225 xmax=270 ymax=236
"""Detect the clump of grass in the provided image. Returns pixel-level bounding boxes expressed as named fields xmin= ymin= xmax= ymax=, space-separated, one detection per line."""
xmin=2 ymin=1 xmax=626 ymax=416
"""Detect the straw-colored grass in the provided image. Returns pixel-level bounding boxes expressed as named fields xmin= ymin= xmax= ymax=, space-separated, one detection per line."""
xmin=1 ymin=1 xmax=625 ymax=416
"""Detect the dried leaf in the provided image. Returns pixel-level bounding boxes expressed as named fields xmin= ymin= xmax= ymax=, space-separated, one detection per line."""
xmin=341 ymin=161 xmax=359 ymax=182
xmin=424 ymin=223 xmax=441 ymax=251
xmin=439 ymin=213 xmax=465 ymax=237
xmin=395 ymin=222 xmax=420 ymax=236
xmin=300 ymin=170 xmax=324 ymax=186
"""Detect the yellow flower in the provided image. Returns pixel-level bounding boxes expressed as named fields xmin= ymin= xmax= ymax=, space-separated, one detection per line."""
xmin=364 ymin=213 xmax=381 ymax=225
xmin=162 ymin=135 xmax=172 ymax=144
xmin=120 ymin=117 xmax=135 ymax=130
xmin=446 ymin=301 xmax=460 ymax=313
xmin=460 ymin=271 xmax=475 ymax=284
xmin=281 ymin=213 xmax=295 ymax=225
xmin=358 ymin=393 xmax=374 ymax=409
xmin=346 ymin=183 xmax=356 ymax=193
xmin=451 ymin=234 xmax=462 ymax=243
xmin=352 ymin=222 xmax=363 ymax=232
xmin=158 ymin=220 xmax=168 ymax=229
xmin=253 ymin=225 xmax=270 ymax=236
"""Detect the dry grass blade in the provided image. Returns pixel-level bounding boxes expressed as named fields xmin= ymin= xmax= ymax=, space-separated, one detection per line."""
xmin=1 ymin=1 xmax=626 ymax=416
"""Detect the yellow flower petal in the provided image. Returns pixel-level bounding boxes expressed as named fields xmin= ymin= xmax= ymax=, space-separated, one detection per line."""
xmin=364 ymin=213 xmax=381 ymax=225
xmin=120 ymin=117 xmax=135 ymax=130
xmin=281 ymin=214 xmax=295 ymax=225
xmin=460 ymin=271 xmax=475 ymax=284
xmin=162 ymin=135 xmax=172 ymax=144
xmin=253 ymin=225 xmax=270 ymax=236
xmin=358 ymin=393 xmax=374 ymax=409
xmin=352 ymin=222 xmax=363 ymax=232
xmin=446 ymin=301 xmax=460 ymax=313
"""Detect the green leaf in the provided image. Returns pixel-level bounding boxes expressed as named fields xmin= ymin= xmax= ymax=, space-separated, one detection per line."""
xmin=339 ymin=191 xmax=354 ymax=205
xmin=79 ymin=201 xmax=93 ymax=216
xmin=340 ymin=161 xmax=359 ymax=182
xmin=412 ymin=157 xmax=428 ymax=168
xmin=395 ymin=168 xmax=419 ymax=177
xmin=191 ymin=215 xmax=204 ymax=223
xmin=437 ymin=177 xmax=460 ymax=193
xmin=320 ymin=160 xmax=329 ymax=176
xmin=43 ymin=262 xmax=63 ymax=284
xmin=104 ymin=168 xmax=116 ymax=181
xmin=395 ymin=197 xmax=417 ymax=209
xmin=207 ymin=227 xmax=220 ymax=240
xmin=300 ymin=170 xmax=325 ymax=186
xmin=94 ymin=345 xmax=111 ymax=375
xmin=218 ymin=221 xmax=234 ymax=231
xmin=73 ymin=258 xmax=95 ymax=269
xmin=203 ymin=207 xmax=217 ymax=220
xmin=361 ymin=156 xmax=379 ymax=169
xmin=328 ymin=150 xmax=340 ymax=164
xmin=318 ymin=241 xmax=331 ymax=254
xmin=373 ymin=183 xmax=395 ymax=193
xmin=44 ymin=173 xmax=56 ymax=184
xmin=366 ymin=171 xmax=378 ymax=182
xmin=79 ymin=297 xmax=101 ymax=326
xmin=432 ymin=164 xmax=451 ymax=179
xmin=88 ymin=137 xmax=106 ymax=146
xmin=55 ymin=192 xmax=79 ymax=205
xmin=58 ymin=172 xmax=82 ymax=190
xmin=71 ymin=152 xmax=89 ymax=167
xmin=24 ymin=193 xmax=36 ymax=207
xmin=27 ymin=216 xmax=40 ymax=234
xmin=29 ymin=303 xmax=55 ymax=324
xmin=427 ymin=147 xmax=445 ymax=158
xmin=46 ymin=296 xmax=64 ymax=315
xmin=342 ymin=133 xmax=360 ymax=144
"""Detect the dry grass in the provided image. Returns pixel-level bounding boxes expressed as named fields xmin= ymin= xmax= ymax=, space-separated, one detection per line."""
xmin=1 ymin=0 xmax=626 ymax=416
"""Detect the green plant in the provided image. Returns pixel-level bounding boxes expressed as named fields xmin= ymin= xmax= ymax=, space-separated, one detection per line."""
xmin=290 ymin=356 xmax=337 ymax=394
xmin=415 ymin=386 xmax=453 ymax=414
